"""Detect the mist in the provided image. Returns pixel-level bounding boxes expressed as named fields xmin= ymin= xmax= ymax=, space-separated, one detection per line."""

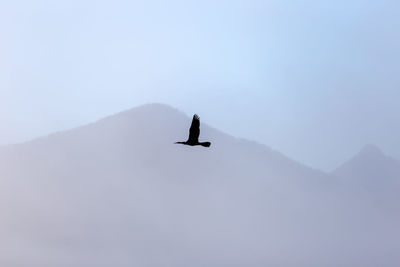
xmin=1 ymin=0 xmax=399 ymax=265
xmin=0 ymin=104 xmax=399 ymax=266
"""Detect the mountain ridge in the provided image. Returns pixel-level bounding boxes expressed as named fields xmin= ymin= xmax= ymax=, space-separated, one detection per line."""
xmin=4 ymin=103 xmax=392 ymax=173
xmin=0 ymin=103 xmax=319 ymax=175
xmin=0 ymin=103 xmax=399 ymax=266
xmin=333 ymin=143 xmax=400 ymax=178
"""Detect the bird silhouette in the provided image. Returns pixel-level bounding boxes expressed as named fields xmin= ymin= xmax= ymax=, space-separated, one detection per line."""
xmin=175 ymin=114 xmax=211 ymax=147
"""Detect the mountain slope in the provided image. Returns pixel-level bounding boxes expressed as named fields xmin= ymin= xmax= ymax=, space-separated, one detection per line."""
xmin=0 ymin=104 xmax=399 ymax=267
xmin=332 ymin=144 xmax=400 ymax=208
xmin=333 ymin=144 xmax=400 ymax=181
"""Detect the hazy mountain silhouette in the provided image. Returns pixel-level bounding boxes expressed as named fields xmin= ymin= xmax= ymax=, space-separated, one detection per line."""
xmin=0 ymin=104 xmax=399 ymax=267
xmin=332 ymin=144 xmax=400 ymax=210
xmin=333 ymin=144 xmax=400 ymax=181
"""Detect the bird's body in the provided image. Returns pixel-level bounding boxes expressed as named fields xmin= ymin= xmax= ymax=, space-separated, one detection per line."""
xmin=175 ymin=114 xmax=211 ymax=147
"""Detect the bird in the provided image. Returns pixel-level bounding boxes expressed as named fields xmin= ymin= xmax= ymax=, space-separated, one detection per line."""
xmin=175 ymin=114 xmax=211 ymax=147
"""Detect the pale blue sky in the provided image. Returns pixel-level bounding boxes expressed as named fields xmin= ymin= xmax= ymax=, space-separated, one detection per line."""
xmin=1 ymin=0 xmax=399 ymax=170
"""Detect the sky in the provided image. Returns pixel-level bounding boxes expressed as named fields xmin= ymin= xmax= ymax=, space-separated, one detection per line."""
xmin=0 ymin=0 xmax=399 ymax=171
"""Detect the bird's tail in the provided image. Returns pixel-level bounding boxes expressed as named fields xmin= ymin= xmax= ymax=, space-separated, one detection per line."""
xmin=200 ymin=142 xmax=211 ymax=147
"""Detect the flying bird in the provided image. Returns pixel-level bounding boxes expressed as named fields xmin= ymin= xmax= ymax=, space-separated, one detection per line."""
xmin=175 ymin=114 xmax=211 ymax=147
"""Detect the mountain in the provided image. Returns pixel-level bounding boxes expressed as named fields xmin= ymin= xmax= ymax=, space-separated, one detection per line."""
xmin=333 ymin=144 xmax=400 ymax=181
xmin=0 ymin=104 xmax=399 ymax=267
xmin=332 ymin=144 xmax=400 ymax=208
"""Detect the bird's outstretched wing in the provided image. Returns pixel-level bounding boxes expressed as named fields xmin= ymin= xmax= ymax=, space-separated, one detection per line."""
xmin=188 ymin=114 xmax=200 ymax=143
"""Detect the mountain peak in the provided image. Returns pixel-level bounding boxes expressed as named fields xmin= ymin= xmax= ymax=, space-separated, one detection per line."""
xmin=118 ymin=103 xmax=184 ymax=117
xmin=357 ymin=144 xmax=384 ymax=158
xmin=337 ymin=144 xmax=387 ymax=170
xmin=333 ymin=144 xmax=400 ymax=181
xmin=96 ymin=103 xmax=188 ymax=127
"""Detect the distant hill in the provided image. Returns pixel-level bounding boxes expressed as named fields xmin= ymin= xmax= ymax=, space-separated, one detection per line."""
xmin=333 ymin=144 xmax=400 ymax=181
xmin=332 ymin=144 xmax=400 ymax=209
xmin=0 ymin=104 xmax=399 ymax=267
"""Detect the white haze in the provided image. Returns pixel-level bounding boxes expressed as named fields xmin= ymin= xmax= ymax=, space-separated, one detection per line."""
xmin=0 ymin=104 xmax=399 ymax=266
